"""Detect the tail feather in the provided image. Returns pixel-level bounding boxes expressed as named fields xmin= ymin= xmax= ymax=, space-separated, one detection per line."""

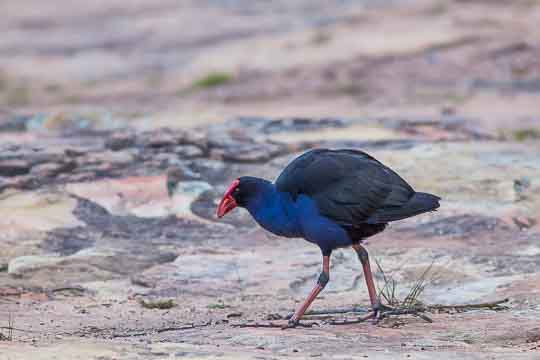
xmin=366 ymin=192 xmax=440 ymax=224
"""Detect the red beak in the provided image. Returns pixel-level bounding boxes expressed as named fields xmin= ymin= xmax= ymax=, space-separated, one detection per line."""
xmin=217 ymin=179 xmax=239 ymax=218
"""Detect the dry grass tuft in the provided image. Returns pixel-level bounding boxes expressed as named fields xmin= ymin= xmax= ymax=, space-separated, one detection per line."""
xmin=375 ymin=258 xmax=436 ymax=310
xmin=0 ymin=313 xmax=13 ymax=341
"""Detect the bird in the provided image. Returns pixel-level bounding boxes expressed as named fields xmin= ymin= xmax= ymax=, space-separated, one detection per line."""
xmin=216 ymin=149 xmax=440 ymax=328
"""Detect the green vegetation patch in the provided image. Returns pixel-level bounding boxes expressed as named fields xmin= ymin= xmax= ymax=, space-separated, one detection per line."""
xmin=513 ymin=128 xmax=540 ymax=142
xmin=140 ymin=299 xmax=176 ymax=310
xmin=207 ymin=302 xmax=230 ymax=310
xmin=193 ymin=72 xmax=233 ymax=88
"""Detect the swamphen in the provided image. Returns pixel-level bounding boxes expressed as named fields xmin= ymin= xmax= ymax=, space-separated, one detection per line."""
xmin=217 ymin=149 xmax=440 ymax=328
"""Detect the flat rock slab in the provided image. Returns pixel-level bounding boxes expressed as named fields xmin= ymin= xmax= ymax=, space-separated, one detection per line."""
xmin=0 ymin=115 xmax=539 ymax=359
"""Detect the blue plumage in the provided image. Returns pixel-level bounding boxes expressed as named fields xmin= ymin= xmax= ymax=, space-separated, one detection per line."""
xmin=243 ymin=181 xmax=354 ymax=254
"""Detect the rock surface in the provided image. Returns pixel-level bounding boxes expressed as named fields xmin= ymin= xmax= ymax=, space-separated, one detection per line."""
xmin=1 ymin=1 xmax=540 ymax=359
xmin=0 ymin=114 xmax=538 ymax=358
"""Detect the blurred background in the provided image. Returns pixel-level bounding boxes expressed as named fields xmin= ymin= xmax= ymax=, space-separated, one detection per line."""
xmin=1 ymin=1 xmax=540 ymax=358
xmin=1 ymin=0 xmax=539 ymax=134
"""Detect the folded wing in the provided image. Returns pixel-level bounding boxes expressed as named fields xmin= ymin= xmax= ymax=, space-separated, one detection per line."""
xmin=275 ymin=149 xmax=437 ymax=225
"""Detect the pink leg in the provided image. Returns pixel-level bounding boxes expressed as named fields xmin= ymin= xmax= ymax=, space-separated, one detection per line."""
xmin=352 ymin=244 xmax=379 ymax=310
xmin=286 ymin=255 xmax=330 ymax=328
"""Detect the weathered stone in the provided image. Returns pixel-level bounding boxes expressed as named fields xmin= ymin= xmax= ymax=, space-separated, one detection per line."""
xmin=77 ymin=151 xmax=134 ymax=173
xmin=169 ymin=180 xmax=213 ymax=220
xmin=0 ymin=175 xmax=36 ymax=191
xmin=512 ymin=216 xmax=536 ymax=230
xmin=31 ymin=161 xmax=77 ymax=178
xmin=222 ymin=143 xmax=284 ymax=163
xmin=0 ymin=115 xmax=30 ymax=132
xmin=64 ymin=148 xmax=85 ymax=157
xmin=42 ymin=227 xmax=96 ymax=256
xmin=8 ymin=254 xmax=63 ymax=276
xmin=208 ymin=148 xmax=225 ymax=160
xmin=182 ymin=130 xmax=209 ymax=151
xmin=65 ymin=172 xmax=96 ymax=183
xmin=408 ymin=215 xmax=507 ymax=238
xmin=166 ymin=166 xmax=201 ymax=196
xmin=105 ymin=133 xmax=136 ymax=151
xmin=153 ymin=153 xmax=180 ymax=167
xmin=268 ymin=123 xmax=402 ymax=144
xmin=142 ymin=129 xmax=182 ymax=148
xmin=262 ymin=117 xmax=348 ymax=134
xmin=173 ymin=145 xmax=204 ymax=158
xmin=0 ymin=191 xmax=83 ymax=232
xmin=0 ymin=159 xmax=31 ymax=176
xmin=67 ymin=175 xmax=172 ymax=217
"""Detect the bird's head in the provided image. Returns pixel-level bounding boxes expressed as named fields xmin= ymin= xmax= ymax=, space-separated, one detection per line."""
xmin=216 ymin=176 xmax=268 ymax=218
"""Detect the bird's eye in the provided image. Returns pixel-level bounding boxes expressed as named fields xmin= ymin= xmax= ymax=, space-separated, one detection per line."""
xmin=234 ymin=187 xmax=240 ymax=193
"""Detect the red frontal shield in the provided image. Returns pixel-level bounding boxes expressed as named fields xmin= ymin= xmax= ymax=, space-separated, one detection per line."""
xmin=217 ymin=179 xmax=239 ymax=218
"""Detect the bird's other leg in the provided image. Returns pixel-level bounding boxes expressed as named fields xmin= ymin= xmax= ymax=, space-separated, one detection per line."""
xmin=352 ymin=244 xmax=380 ymax=313
xmin=285 ymin=255 xmax=330 ymax=329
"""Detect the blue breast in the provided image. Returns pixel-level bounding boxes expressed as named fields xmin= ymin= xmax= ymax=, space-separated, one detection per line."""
xmin=248 ymin=191 xmax=303 ymax=238
xmin=247 ymin=191 xmax=352 ymax=253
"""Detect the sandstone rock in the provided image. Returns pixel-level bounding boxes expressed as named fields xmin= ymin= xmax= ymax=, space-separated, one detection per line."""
xmin=0 ymin=191 xmax=83 ymax=231
xmin=173 ymin=145 xmax=204 ymax=158
xmin=153 ymin=153 xmax=181 ymax=167
xmin=142 ymin=129 xmax=182 ymax=148
xmin=262 ymin=117 xmax=348 ymax=134
xmin=93 ymin=151 xmax=134 ymax=165
xmin=169 ymin=180 xmax=213 ymax=219
xmin=222 ymin=143 xmax=284 ymax=163
xmin=67 ymin=175 xmax=170 ymax=217
xmin=182 ymin=130 xmax=209 ymax=151
xmin=0 ymin=159 xmax=31 ymax=176
xmin=166 ymin=166 xmax=201 ymax=196
xmin=267 ymin=123 xmax=402 ymax=144
xmin=30 ymin=161 xmax=77 ymax=178
xmin=0 ymin=115 xmax=30 ymax=132
xmin=8 ymin=254 xmax=62 ymax=276
xmin=66 ymin=172 xmax=96 ymax=183
xmin=105 ymin=133 xmax=136 ymax=151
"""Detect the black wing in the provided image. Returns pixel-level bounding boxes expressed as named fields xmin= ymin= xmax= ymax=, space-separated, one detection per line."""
xmin=275 ymin=149 xmax=419 ymax=225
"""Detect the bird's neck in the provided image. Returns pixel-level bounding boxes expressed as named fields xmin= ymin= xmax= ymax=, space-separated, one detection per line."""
xmin=245 ymin=182 xmax=302 ymax=238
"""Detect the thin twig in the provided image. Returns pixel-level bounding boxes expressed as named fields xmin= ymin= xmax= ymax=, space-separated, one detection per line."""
xmin=232 ymin=321 xmax=317 ymax=329
xmin=0 ymin=326 xmax=40 ymax=334
xmin=8 ymin=313 xmax=13 ymax=341
xmin=111 ymin=332 xmax=148 ymax=338
xmin=326 ymin=312 xmax=376 ymax=325
xmin=285 ymin=306 xmax=369 ymax=319
xmin=110 ymin=321 xmax=211 ymax=338
xmin=414 ymin=313 xmax=434 ymax=323
xmin=50 ymin=286 xmax=86 ymax=294
xmin=378 ymin=308 xmax=432 ymax=322
xmin=426 ymin=298 xmax=509 ymax=311
xmin=156 ymin=324 xmax=202 ymax=333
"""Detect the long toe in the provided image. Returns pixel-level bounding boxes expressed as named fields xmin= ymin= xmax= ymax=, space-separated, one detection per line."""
xmin=281 ymin=319 xmax=298 ymax=330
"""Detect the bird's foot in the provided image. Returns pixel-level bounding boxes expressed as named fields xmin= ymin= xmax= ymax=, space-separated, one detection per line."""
xmin=280 ymin=306 xmax=370 ymax=320
xmin=323 ymin=304 xmax=413 ymax=326
xmin=371 ymin=303 xmax=393 ymax=323
xmin=281 ymin=318 xmax=299 ymax=330
xmin=373 ymin=306 xmax=433 ymax=324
